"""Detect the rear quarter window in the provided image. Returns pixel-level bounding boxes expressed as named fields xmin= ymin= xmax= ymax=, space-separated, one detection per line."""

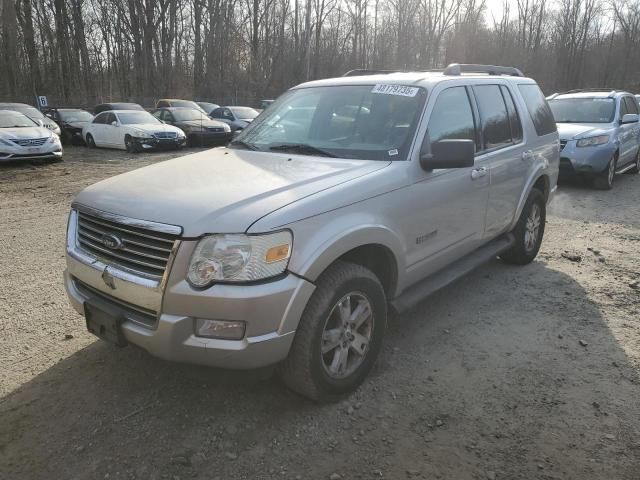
xmin=517 ymin=84 xmax=557 ymax=136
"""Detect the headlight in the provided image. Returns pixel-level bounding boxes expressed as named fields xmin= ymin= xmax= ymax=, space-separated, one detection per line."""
xmin=223 ymin=124 xmax=231 ymax=133
xmin=176 ymin=130 xmax=186 ymax=138
xmin=576 ymin=135 xmax=609 ymax=147
xmin=133 ymin=130 xmax=153 ymax=139
xmin=187 ymin=231 xmax=292 ymax=287
xmin=47 ymin=134 xmax=60 ymax=144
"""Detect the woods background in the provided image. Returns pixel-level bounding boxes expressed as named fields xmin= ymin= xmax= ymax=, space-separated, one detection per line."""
xmin=1 ymin=0 xmax=640 ymax=107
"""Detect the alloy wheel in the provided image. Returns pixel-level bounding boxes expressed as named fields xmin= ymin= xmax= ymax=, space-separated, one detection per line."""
xmin=320 ymin=292 xmax=374 ymax=379
xmin=524 ymin=203 xmax=541 ymax=253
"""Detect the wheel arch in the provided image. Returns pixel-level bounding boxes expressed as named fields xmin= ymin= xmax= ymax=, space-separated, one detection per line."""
xmin=290 ymin=225 xmax=405 ymax=300
xmin=509 ymin=171 xmax=551 ymax=231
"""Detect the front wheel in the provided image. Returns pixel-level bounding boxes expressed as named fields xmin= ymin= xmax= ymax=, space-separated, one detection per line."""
xmin=125 ymin=135 xmax=139 ymax=153
xmin=279 ymin=261 xmax=387 ymax=401
xmin=85 ymin=133 xmax=96 ymax=148
xmin=501 ymin=188 xmax=546 ymax=265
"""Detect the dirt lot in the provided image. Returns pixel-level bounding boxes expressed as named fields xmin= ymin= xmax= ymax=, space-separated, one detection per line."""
xmin=1 ymin=146 xmax=639 ymax=480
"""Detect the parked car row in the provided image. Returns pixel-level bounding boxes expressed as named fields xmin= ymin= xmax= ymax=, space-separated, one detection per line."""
xmin=546 ymin=89 xmax=640 ymax=189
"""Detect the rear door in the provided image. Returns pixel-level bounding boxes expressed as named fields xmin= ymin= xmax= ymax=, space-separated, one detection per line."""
xmin=402 ymin=85 xmax=490 ymax=285
xmin=471 ymin=83 xmax=527 ymax=238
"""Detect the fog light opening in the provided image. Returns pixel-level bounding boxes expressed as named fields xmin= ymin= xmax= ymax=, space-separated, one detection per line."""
xmin=195 ymin=318 xmax=246 ymax=340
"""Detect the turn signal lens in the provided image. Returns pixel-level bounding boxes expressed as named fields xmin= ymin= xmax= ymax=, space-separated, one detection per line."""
xmin=265 ymin=244 xmax=290 ymax=263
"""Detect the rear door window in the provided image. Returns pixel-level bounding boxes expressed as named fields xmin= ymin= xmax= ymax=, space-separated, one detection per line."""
xmin=422 ymin=86 xmax=477 ymax=160
xmin=501 ymin=86 xmax=523 ymax=143
xmin=93 ymin=112 xmax=108 ymax=124
xmin=517 ymin=84 xmax=557 ymax=136
xmin=473 ymin=85 xmax=511 ymax=150
xmin=623 ymin=97 xmax=638 ymax=116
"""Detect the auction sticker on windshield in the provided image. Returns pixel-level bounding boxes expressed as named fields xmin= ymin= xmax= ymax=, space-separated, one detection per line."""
xmin=372 ymin=84 xmax=419 ymax=97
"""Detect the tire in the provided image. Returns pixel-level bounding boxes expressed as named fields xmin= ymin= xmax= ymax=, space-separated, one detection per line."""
xmin=626 ymin=149 xmax=640 ymax=174
xmin=61 ymin=130 xmax=72 ymax=145
xmin=501 ymin=188 xmax=546 ymax=265
xmin=279 ymin=261 xmax=387 ymax=401
xmin=124 ymin=135 xmax=139 ymax=153
xmin=593 ymin=155 xmax=616 ymax=190
xmin=186 ymin=134 xmax=198 ymax=147
xmin=85 ymin=133 xmax=95 ymax=148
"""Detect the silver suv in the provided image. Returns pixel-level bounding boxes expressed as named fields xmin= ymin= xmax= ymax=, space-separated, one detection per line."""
xmin=64 ymin=64 xmax=559 ymax=400
xmin=548 ymin=89 xmax=640 ymax=189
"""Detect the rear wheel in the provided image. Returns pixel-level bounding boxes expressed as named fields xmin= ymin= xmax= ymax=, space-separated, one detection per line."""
xmin=279 ymin=261 xmax=387 ymax=401
xmin=501 ymin=188 xmax=546 ymax=265
xmin=85 ymin=133 xmax=95 ymax=148
xmin=593 ymin=155 xmax=616 ymax=190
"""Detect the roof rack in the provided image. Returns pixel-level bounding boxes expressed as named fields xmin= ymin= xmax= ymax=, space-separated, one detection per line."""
xmin=548 ymin=88 xmax=619 ymax=100
xmin=341 ymin=63 xmax=524 ymax=78
xmin=342 ymin=69 xmax=400 ymax=77
xmin=442 ymin=63 xmax=524 ymax=77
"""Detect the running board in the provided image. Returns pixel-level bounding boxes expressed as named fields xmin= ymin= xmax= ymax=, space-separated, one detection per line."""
xmin=616 ymin=163 xmax=636 ymax=174
xmin=390 ymin=233 xmax=515 ymax=313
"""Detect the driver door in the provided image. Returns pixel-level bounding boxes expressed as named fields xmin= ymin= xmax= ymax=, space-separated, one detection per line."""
xmin=401 ymin=85 xmax=490 ymax=286
xmin=103 ymin=112 xmax=120 ymax=146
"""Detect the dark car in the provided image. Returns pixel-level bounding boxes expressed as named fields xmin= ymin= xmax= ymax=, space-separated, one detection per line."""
xmin=94 ymin=103 xmax=145 ymax=115
xmin=0 ymin=102 xmax=61 ymax=135
xmin=43 ymin=108 xmax=94 ymax=144
xmin=209 ymin=106 xmax=260 ymax=132
xmin=152 ymin=107 xmax=232 ymax=146
xmin=156 ymin=99 xmax=207 ymax=114
xmin=196 ymin=102 xmax=220 ymax=115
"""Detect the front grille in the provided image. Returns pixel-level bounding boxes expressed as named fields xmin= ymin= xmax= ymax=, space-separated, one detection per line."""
xmin=74 ymin=278 xmax=157 ymax=328
xmin=11 ymin=137 xmax=47 ymax=147
xmin=153 ymin=131 xmax=177 ymax=139
xmin=76 ymin=210 xmax=178 ymax=278
xmin=560 ymin=140 xmax=567 ymax=151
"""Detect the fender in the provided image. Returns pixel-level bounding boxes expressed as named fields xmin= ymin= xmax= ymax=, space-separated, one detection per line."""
xmin=288 ymin=218 xmax=406 ymax=297
xmin=508 ymin=166 xmax=550 ymax=232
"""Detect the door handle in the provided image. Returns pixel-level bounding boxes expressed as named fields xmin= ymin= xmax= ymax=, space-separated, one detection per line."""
xmin=522 ymin=149 xmax=534 ymax=160
xmin=471 ymin=166 xmax=487 ymax=180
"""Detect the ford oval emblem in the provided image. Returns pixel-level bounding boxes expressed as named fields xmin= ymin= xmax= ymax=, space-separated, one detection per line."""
xmin=101 ymin=233 xmax=123 ymax=250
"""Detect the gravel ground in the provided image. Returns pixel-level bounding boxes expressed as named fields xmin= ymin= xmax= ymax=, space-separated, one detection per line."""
xmin=1 ymin=146 xmax=639 ymax=480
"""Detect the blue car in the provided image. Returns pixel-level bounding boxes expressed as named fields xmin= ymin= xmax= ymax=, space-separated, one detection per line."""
xmin=548 ymin=89 xmax=640 ymax=189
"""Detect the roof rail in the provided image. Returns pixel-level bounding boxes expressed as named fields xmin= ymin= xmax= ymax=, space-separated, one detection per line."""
xmin=443 ymin=63 xmax=524 ymax=77
xmin=342 ymin=69 xmax=400 ymax=77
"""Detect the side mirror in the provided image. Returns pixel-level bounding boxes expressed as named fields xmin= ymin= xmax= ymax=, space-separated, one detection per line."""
xmin=621 ymin=113 xmax=639 ymax=124
xmin=420 ymin=139 xmax=475 ymax=171
xmin=111 ymin=121 xmax=118 ymax=127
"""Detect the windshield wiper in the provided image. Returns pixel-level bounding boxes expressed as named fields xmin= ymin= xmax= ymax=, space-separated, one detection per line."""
xmin=229 ymin=139 xmax=258 ymax=151
xmin=269 ymin=143 xmax=341 ymax=158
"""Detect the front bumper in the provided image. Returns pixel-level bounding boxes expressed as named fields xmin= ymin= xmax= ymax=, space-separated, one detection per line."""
xmin=0 ymin=148 xmax=62 ymax=162
xmin=189 ymin=131 xmax=233 ymax=145
xmin=559 ymin=140 xmax=616 ymax=175
xmin=133 ymin=136 xmax=186 ymax=151
xmin=64 ymin=246 xmax=315 ymax=369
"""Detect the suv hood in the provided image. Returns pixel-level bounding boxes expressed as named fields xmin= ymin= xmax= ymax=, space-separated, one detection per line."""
xmin=556 ymin=122 xmax=612 ymax=141
xmin=0 ymin=127 xmax=52 ymax=139
xmin=73 ymin=148 xmax=390 ymax=236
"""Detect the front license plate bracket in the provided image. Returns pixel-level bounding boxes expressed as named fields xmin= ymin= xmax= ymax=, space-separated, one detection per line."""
xmin=84 ymin=301 xmax=127 ymax=347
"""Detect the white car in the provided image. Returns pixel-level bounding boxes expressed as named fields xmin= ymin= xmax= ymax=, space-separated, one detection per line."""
xmin=0 ymin=110 xmax=63 ymax=162
xmin=82 ymin=110 xmax=186 ymax=152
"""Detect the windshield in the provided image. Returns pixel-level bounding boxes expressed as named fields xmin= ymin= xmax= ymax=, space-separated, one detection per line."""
xmin=170 ymin=100 xmax=201 ymax=110
xmin=232 ymin=85 xmax=427 ymax=160
xmin=0 ymin=111 xmax=38 ymax=128
xmin=172 ymin=109 xmax=208 ymax=121
xmin=549 ymin=98 xmax=615 ymax=123
xmin=117 ymin=111 xmax=160 ymax=125
xmin=59 ymin=110 xmax=93 ymax=122
xmin=231 ymin=107 xmax=259 ymax=119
